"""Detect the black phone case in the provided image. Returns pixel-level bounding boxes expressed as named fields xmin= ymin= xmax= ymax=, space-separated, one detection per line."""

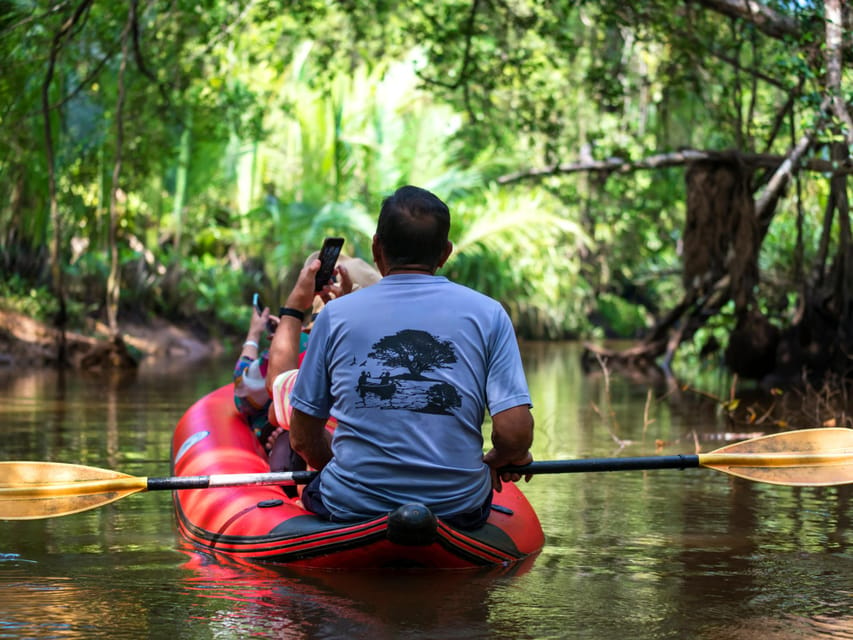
xmin=314 ymin=238 xmax=344 ymax=291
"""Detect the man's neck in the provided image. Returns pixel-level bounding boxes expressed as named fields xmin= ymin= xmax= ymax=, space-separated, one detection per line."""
xmin=386 ymin=264 xmax=435 ymax=275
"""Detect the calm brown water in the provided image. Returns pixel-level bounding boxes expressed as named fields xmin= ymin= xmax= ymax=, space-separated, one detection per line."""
xmin=0 ymin=343 xmax=850 ymax=639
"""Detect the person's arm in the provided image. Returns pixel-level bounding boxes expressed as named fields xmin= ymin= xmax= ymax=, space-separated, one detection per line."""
xmin=234 ymin=305 xmax=273 ymax=418
xmin=266 ymin=259 xmax=322 ymax=392
xmin=482 ymin=405 xmax=534 ymax=491
xmin=289 ymin=408 xmax=333 ymax=470
xmin=236 ymin=305 xmax=270 ymax=371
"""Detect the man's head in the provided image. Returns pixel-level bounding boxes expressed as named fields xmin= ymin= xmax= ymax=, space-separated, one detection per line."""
xmin=373 ymin=185 xmax=452 ymax=274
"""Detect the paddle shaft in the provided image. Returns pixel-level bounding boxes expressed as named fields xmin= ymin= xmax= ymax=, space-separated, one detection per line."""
xmin=0 ymin=457 xmax=708 ymax=499
xmin=0 ymin=470 xmax=318 ymax=498
xmin=147 ymin=470 xmax=317 ymax=490
xmin=7 ymin=451 xmax=848 ymax=497
xmin=503 ymin=455 xmax=699 ymax=475
xmin=2 ymin=428 xmax=850 ymax=520
xmin=503 ymin=451 xmax=852 ymax=475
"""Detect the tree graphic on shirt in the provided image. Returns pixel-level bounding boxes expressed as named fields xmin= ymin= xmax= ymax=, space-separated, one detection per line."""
xmin=357 ymin=329 xmax=462 ymax=414
xmin=368 ymin=329 xmax=456 ymax=379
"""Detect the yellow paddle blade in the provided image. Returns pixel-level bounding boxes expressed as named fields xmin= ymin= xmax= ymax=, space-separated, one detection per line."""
xmin=699 ymin=427 xmax=853 ymax=486
xmin=0 ymin=461 xmax=148 ymax=520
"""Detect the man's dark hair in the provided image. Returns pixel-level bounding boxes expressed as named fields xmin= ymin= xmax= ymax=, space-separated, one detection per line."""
xmin=376 ymin=186 xmax=450 ymax=269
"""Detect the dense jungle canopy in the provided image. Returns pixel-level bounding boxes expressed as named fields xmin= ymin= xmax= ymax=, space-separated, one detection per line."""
xmin=0 ymin=0 xmax=851 ymax=392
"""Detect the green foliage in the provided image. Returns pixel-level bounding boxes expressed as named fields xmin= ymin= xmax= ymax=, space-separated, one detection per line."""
xmin=594 ymin=293 xmax=650 ymax=339
xmin=0 ymin=0 xmax=845 ymax=370
xmin=0 ymin=274 xmax=89 ymax=327
xmin=0 ymin=276 xmax=60 ymax=321
xmin=676 ymin=300 xmax=739 ymax=380
xmin=447 ymin=185 xmax=594 ymax=337
xmin=174 ymin=255 xmax=250 ymax=335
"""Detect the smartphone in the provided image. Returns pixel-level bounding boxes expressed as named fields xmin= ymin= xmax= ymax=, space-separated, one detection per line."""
xmin=253 ymin=292 xmax=276 ymax=333
xmin=314 ymin=237 xmax=345 ymax=292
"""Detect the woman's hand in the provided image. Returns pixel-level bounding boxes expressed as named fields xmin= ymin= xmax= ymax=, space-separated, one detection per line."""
xmin=324 ymin=264 xmax=354 ymax=301
xmin=247 ymin=306 xmax=270 ymax=343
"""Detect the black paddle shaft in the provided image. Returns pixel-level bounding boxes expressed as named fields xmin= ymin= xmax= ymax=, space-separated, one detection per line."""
xmin=501 ymin=454 xmax=701 ymax=475
xmin=146 ymin=457 xmax=702 ymax=492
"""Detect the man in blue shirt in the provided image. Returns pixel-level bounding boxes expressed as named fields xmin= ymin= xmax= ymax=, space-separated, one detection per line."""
xmin=267 ymin=185 xmax=534 ymax=529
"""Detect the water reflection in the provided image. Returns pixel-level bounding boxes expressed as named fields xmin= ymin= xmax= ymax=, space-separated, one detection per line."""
xmin=0 ymin=344 xmax=851 ymax=639
xmin=177 ymin=548 xmax=539 ymax=639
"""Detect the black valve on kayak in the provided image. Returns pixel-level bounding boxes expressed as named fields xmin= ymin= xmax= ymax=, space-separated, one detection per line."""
xmin=386 ymin=503 xmax=438 ymax=546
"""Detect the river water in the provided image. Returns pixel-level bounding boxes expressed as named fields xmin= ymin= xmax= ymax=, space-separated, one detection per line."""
xmin=0 ymin=343 xmax=850 ymax=639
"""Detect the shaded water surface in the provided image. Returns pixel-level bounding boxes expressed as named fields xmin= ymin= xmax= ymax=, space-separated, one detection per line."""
xmin=0 ymin=343 xmax=850 ymax=639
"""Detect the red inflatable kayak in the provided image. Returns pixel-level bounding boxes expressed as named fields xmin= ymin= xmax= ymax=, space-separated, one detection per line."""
xmin=171 ymin=384 xmax=544 ymax=569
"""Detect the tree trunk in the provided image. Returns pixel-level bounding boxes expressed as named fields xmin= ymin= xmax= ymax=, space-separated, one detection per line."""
xmin=106 ymin=9 xmax=133 ymax=336
xmin=683 ymin=158 xmax=758 ymax=313
xmin=825 ymin=0 xmax=853 ymax=146
xmin=172 ymin=113 xmax=192 ymax=256
xmin=39 ymin=0 xmax=96 ymax=363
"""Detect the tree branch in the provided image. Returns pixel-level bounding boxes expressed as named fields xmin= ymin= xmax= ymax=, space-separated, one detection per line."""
xmin=129 ymin=0 xmax=175 ymax=114
xmin=692 ymin=0 xmax=800 ymax=40
xmin=194 ymin=0 xmax=257 ymax=60
xmin=416 ymin=0 xmax=481 ymax=91
xmin=42 ymin=0 xmax=94 ymax=294
xmin=497 ymin=146 xmax=852 ymax=185
xmin=754 ymin=97 xmax=832 ymax=222
xmin=415 ymin=0 xmax=481 ymax=122
xmin=130 ymin=0 xmax=157 ymax=83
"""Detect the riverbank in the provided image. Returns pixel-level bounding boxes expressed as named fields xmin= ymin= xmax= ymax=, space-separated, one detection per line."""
xmin=0 ymin=309 xmax=226 ymax=370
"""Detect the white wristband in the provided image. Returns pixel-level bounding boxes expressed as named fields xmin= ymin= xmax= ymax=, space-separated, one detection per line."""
xmin=243 ymin=340 xmax=259 ymax=349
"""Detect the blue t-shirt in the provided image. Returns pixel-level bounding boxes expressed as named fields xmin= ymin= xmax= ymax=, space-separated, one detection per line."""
xmin=289 ymin=274 xmax=531 ymax=521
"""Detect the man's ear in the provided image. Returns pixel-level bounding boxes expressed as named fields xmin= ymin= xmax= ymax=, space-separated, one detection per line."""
xmin=436 ymin=241 xmax=453 ymax=268
xmin=372 ymin=235 xmax=388 ymax=275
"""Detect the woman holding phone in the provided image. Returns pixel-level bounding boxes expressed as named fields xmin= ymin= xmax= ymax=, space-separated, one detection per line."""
xmin=233 ymin=247 xmax=380 ymax=472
